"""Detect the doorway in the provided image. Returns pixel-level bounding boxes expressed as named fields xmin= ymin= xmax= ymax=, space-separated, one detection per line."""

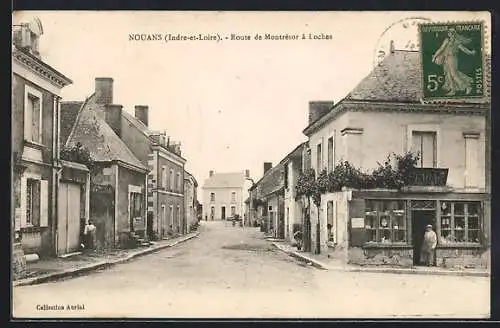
xmin=411 ymin=210 xmax=436 ymax=265
xmin=57 ymin=182 xmax=81 ymax=255
xmin=221 ymin=206 xmax=226 ymax=220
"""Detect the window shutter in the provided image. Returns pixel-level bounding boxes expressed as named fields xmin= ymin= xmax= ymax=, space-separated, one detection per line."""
xmin=20 ymin=176 xmax=27 ymax=228
xmin=40 ymin=180 xmax=49 ymax=227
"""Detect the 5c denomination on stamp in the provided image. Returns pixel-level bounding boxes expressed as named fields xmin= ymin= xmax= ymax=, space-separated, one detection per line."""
xmin=419 ymin=22 xmax=485 ymax=101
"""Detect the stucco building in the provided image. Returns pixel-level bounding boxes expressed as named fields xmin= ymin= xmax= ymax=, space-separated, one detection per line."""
xmin=12 ymin=18 xmax=92 ymax=273
xmin=110 ymin=92 xmax=187 ymax=240
xmin=61 ymin=78 xmax=149 ymax=249
xmin=184 ymin=171 xmax=199 ymax=232
xmin=202 ymin=170 xmax=252 ymax=221
xmin=302 ymin=49 xmax=490 ymax=269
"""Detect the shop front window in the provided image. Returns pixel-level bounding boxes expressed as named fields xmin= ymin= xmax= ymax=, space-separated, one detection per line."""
xmin=439 ymin=201 xmax=480 ymax=244
xmin=365 ymin=200 xmax=407 ymax=244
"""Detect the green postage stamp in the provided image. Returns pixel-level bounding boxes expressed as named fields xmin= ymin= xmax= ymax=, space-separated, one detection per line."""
xmin=419 ymin=22 xmax=485 ymax=100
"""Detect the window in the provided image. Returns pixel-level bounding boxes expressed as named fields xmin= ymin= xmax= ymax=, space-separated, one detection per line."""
xmin=231 ymin=191 xmax=236 ymax=203
xmin=327 ymin=201 xmax=334 ymax=242
xmin=177 ymin=172 xmax=181 ymax=191
xmin=176 ymin=206 xmax=181 ymax=232
xmin=284 ymin=164 xmax=289 ymax=189
xmin=365 ymin=200 xmax=406 ymax=244
xmin=316 ymin=143 xmax=322 ymax=172
xmin=440 ymin=201 xmax=480 ymax=244
xmin=24 ymin=87 xmax=43 ymax=144
xmin=210 ymin=192 xmax=215 ymax=202
xmin=26 ymin=178 xmax=41 ymax=226
xmin=129 ymin=192 xmax=142 ymax=218
xmin=161 ymin=166 xmax=167 ymax=189
xmin=169 ymin=205 xmax=174 ymax=227
xmin=210 ymin=206 xmax=215 ymax=218
xmin=412 ymin=131 xmax=437 ymax=168
xmin=169 ymin=170 xmax=174 ymax=191
xmin=327 ymin=137 xmax=334 ymax=172
xmin=231 ymin=206 xmax=236 ymax=216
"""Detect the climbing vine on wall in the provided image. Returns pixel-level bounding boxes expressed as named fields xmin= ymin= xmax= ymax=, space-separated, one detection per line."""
xmin=295 ymin=151 xmax=420 ymax=199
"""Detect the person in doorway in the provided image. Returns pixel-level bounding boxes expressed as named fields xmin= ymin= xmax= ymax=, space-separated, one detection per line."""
xmin=84 ymin=220 xmax=97 ymax=251
xmin=421 ymin=224 xmax=437 ymax=266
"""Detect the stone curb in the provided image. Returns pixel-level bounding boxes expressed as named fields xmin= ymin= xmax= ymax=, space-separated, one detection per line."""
xmin=271 ymin=242 xmax=490 ymax=278
xmin=14 ymin=232 xmax=200 ymax=287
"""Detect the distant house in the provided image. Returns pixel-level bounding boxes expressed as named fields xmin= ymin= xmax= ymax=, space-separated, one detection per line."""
xmin=202 ymin=170 xmax=252 ymax=221
xmin=12 ymin=18 xmax=91 ymax=266
xmin=184 ymin=171 xmax=198 ymax=232
xmin=61 ymin=78 xmax=149 ymax=249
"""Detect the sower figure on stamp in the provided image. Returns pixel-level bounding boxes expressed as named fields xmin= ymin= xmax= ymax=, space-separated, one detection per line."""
xmin=432 ymin=27 xmax=476 ymax=96
xmin=421 ymin=224 xmax=437 ymax=266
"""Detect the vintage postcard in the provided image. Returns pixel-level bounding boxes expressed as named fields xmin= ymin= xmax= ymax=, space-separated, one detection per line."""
xmin=11 ymin=11 xmax=491 ymax=319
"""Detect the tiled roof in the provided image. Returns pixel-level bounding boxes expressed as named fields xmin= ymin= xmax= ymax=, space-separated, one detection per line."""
xmin=60 ymin=101 xmax=84 ymax=146
xmin=202 ymin=172 xmax=246 ymax=189
xmin=345 ymin=50 xmax=490 ymax=103
xmin=65 ymin=95 xmax=148 ymax=172
xmin=122 ymin=110 xmax=150 ymax=137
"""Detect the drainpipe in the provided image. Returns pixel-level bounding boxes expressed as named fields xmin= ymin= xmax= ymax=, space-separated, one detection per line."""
xmin=144 ymin=173 xmax=148 ymax=241
xmin=52 ymin=95 xmax=61 ymax=256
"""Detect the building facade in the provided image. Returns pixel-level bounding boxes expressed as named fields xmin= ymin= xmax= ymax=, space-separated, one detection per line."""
xmin=302 ymin=49 xmax=491 ymax=269
xmin=61 ymin=78 xmax=149 ymax=249
xmin=202 ymin=171 xmax=252 ymax=221
xmin=184 ymin=171 xmax=199 ymax=232
xmin=115 ymin=95 xmax=187 ymax=240
xmin=11 ymin=18 xmax=93 ymax=269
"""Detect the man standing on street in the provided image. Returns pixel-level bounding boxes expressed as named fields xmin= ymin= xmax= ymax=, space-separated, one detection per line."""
xmin=421 ymin=224 xmax=437 ymax=266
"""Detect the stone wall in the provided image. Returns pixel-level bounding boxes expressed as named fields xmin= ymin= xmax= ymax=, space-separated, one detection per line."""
xmin=12 ymin=243 xmax=26 ymax=280
xmin=436 ymin=247 xmax=489 ymax=269
xmin=348 ymin=246 xmax=414 ymax=267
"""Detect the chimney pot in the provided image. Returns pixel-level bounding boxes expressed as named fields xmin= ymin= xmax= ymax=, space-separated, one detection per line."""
xmin=95 ymin=77 xmax=114 ymax=104
xmin=263 ymin=162 xmax=273 ymax=174
xmin=308 ymin=101 xmax=334 ymax=125
xmin=105 ymin=104 xmax=123 ymax=137
xmin=209 ymin=170 xmax=214 ymax=177
xmin=245 ymin=169 xmax=250 ymax=178
xmin=134 ymin=105 xmax=149 ymax=126
xmin=390 ymin=40 xmax=395 ymax=53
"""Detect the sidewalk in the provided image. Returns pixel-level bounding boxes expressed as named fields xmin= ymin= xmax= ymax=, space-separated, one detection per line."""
xmin=14 ymin=231 xmax=200 ymax=287
xmin=271 ymin=241 xmax=490 ymax=278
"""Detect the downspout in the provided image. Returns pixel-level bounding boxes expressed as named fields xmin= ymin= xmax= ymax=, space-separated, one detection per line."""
xmin=52 ymin=95 xmax=61 ymax=256
xmin=156 ymin=150 xmax=159 ymax=237
xmin=144 ymin=172 xmax=148 ymax=241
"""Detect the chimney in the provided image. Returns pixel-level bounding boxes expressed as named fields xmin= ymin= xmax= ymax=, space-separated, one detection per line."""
xmin=245 ymin=169 xmax=250 ymax=178
xmin=264 ymin=162 xmax=273 ymax=174
xmin=134 ymin=105 xmax=149 ymax=126
xmin=308 ymin=101 xmax=334 ymax=125
xmin=390 ymin=40 xmax=395 ymax=53
xmin=209 ymin=170 xmax=214 ymax=177
xmin=95 ymin=77 xmax=114 ymax=104
xmin=105 ymin=104 xmax=123 ymax=137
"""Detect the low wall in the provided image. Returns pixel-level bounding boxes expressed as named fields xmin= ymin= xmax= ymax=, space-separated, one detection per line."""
xmin=436 ymin=247 xmax=490 ymax=269
xmin=348 ymin=246 xmax=414 ymax=267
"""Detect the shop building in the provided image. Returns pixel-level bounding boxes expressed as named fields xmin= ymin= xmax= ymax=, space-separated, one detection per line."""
xmin=302 ymin=49 xmax=490 ymax=269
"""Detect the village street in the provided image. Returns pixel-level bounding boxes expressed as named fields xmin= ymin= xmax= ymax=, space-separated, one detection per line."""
xmin=13 ymin=221 xmax=489 ymax=319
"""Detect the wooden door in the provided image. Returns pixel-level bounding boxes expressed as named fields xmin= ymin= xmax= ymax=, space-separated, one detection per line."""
xmin=57 ymin=182 xmax=81 ymax=255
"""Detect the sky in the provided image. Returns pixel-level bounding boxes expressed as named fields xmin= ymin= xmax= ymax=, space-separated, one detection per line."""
xmin=12 ymin=11 xmax=491 ymax=201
